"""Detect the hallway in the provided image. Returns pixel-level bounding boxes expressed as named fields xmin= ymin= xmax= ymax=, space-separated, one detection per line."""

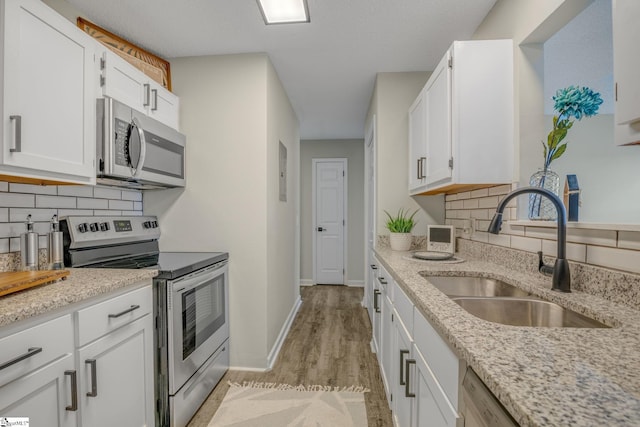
xmin=187 ymin=285 xmax=393 ymax=426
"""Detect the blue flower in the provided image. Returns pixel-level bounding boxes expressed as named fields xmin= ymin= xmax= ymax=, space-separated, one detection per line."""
xmin=552 ymin=86 xmax=603 ymax=121
xmin=542 ymin=86 xmax=603 ymax=169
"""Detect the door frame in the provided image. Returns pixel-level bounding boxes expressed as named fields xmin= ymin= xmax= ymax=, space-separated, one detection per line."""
xmin=364 ymin=116 xmax=376 ymax=307
xmin=312 ymin=158 xmax=348 ymax=285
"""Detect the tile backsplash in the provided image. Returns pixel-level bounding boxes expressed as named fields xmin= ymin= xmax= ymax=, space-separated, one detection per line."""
xmin=444 ymin=184 xmax=640 ymax=276
xmin=0 ymin=181 xmax=142 ymax=254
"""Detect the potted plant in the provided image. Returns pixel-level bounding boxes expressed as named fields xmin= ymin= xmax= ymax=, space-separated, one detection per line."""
xmin=384 ymin=208 xmax=418 ymax=251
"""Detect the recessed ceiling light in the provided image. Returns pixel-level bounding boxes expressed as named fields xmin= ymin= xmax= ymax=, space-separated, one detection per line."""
xmin=257 ymin=0 xmax=310 ymax=25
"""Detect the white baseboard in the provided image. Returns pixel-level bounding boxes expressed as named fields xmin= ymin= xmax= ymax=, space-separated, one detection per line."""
xmin=228 ymin=365 xmax=270 ymax=372
xmin=300 ymin=279 xmax=364 ymax=287
xmin=267 ymin=295 xmax=303 ymax=369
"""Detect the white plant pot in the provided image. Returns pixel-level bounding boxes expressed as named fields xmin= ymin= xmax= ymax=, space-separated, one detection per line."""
xmin=389 ymin=232 xmax=412 ymax=251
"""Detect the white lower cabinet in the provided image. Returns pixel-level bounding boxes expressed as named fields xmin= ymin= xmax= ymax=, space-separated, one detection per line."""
xmin=380 ymin=280 xmax=394 ymax=401
xmin=77 ymin=315 xmax=153 ymax=427
xmin=410 ymin=347 xmax=459 ymax=427
xmin=392 ymin=310 xmax=413 ymax=427
xmin=372 ymin=265 xmax=462 ymax=427
xmin=0 ymin=283 xmax=154 ymax=427
xmin=0 ymin=315 xmax=77 ymax=426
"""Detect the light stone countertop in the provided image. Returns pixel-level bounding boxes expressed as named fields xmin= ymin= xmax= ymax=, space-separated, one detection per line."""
xmin=0 ymin=268 xmax=158 ymax=329
xmin=375 ymin=245 xmax=640 ymax=427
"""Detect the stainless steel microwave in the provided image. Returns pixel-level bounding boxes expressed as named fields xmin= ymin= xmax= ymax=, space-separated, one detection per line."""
xmin=96 ymin=97 xmax=186 ymax=189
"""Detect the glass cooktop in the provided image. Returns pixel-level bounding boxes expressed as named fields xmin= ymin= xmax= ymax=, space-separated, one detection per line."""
xmin=86 ymin=251 xmax=228 ymax=280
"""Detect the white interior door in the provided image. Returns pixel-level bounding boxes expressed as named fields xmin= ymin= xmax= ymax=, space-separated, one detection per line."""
xmin=313 ymin=159 xmax=346 ymax=285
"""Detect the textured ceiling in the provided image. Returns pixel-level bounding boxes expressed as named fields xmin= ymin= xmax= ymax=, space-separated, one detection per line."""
xmin=67 ymin=0 xmax=497 ymax=139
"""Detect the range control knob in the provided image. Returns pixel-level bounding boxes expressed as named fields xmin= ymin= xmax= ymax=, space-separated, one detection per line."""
xmin=78 ymin=223 xmax=88 ymax=233
xmin=99 ymin=222 xmax=110 ymax=231
xmin=152 ymin=221 xmax=158 ymax=228
xmin=143 ymin=221 xmax=151 ymax=229
xmin=89 ymin=222 xmax=99 ymax=232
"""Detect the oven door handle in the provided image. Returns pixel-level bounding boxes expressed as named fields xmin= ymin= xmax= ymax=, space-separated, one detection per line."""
xmin=172 ymin=262 xmax=228 ymax=294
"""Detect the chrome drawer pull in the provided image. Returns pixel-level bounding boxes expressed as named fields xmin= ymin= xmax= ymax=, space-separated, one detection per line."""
xmin=399 ymin=349 xmax=409 ymax=386
xmin=374 ymin=290 xmax=381 ymax=313
xmin=143 ymin=84 xmax=151 ymax=107
xmin=9 ymin=115 xmax=21 ymax=153
xmin=86 ymin=359 xmax=98 ymax=397
xmin=0 ymin=346 xmax=42 ymax=371
xmin=405 ymin=358 xmax=416 ymax=398
xmin=108 ymin=304 xmax=140 ymax=318
xmin=65 ymin=370 xmax=78 ymax=411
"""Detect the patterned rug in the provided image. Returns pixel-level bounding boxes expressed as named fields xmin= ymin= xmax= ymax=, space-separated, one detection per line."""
xmin=207 ymin=382 xmax=369 ymax=427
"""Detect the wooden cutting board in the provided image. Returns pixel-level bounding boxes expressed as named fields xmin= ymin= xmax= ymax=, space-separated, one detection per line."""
xmin=0 ymin=270 xmax=70 ymax=297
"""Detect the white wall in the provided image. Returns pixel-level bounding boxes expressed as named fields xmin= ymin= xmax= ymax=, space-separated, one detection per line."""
xmin=265 ymin=61 xmax=300 ymax=357
xmin=145 ymin=54 xmax=287 ymax=369
xmin=366 ymin=72 xmax=445 ymax=237
xmin=299 ymin=139 xmax=365 ymax=285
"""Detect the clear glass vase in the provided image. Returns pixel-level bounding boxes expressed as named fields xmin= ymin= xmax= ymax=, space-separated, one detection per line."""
xmin=528 ymin=168 xmax=560 ymax=220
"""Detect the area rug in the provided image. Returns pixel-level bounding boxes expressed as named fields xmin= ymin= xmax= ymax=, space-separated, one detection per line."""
xmin=207 ymin=382 xmax=369 ymax=427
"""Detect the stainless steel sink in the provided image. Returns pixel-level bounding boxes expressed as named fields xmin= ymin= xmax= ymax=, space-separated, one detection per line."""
xmin=425 ymin=275 xmax=531 ymax=298
xmin=451 ymin=297 xmax=610 ymax=328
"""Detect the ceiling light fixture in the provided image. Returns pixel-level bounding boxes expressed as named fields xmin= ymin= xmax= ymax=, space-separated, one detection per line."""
xmin=257 ymin=0 xmax=310 ymax=25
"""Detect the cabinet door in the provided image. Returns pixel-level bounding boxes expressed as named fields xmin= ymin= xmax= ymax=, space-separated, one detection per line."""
xmin=77 ymin=315 xmax=154 ymax=427
xmin=379 ymin=286 xmax=393 ymax=400
xmin=613 ymin=0 xmax=640 ymax=145
xmin=393 ymin=314 xmax=413 ymax=427
xmin=101 ymin=50 xmax=149 ymax=114
xmin=424 ymin=50 xmax=453 ymax=186
xmin=372 ymin=275 xmax=381 ymax=355
xmin=0 ymin=354 xmax=77 ymax=427
xmin=2 ymin=0 xmax=95 ymax=183
xmin=411 ymin=348 xmax=459 ymax=427
xmin=148 ymin=80 xmax=180 ymax=130
xmin=408 ymin=89 xmax=427 ymax=192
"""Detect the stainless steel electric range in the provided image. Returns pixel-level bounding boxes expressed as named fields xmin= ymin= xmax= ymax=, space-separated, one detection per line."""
xmin=60 ymin=215 xmax=229 ymax=427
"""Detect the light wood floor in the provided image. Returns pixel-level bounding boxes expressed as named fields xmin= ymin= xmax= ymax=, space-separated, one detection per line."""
xmin=186 ymin=285 xmax=393 ymax=427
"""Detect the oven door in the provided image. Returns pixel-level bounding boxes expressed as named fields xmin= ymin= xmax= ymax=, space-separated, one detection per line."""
xmin=167 ymin=261 xmax=228 ymax=394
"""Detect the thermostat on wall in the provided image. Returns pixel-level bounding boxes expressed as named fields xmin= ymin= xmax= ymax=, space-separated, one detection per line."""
xmin=426 ymin=225 xmax=455 ymax=254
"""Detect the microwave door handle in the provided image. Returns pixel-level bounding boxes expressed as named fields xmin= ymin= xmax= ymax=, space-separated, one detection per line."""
xmin=129 ymin=118 xmax=147 ymax=178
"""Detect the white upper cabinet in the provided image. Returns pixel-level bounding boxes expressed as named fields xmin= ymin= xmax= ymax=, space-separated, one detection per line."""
xmin=0 ymin=0 xmax=97 ymax=184
xmin=409 ymin=40 xmax=514 ymax=195
xmin=408 ymin=87 xmax=428 ymax=192
xmin=100 ymin=49 xmax=180 ymax=130
xmin=613 ymin=0 xmax=640 ymax=145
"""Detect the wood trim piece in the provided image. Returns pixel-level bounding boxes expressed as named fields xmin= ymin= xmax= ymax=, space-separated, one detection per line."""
xmin=77 ymin=17 xmax=172 ymax=91
xmin=416 ymin=183 xmax=507 ymax=196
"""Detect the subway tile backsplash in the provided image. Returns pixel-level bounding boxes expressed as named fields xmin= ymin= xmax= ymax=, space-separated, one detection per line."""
xmin=445 ymin=184 xmax=640 ymax=280
xmin=0 ymin=182 xmax=143 ymax=254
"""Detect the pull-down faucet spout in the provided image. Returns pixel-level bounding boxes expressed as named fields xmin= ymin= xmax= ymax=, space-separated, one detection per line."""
xmin=488 ymin=187 xmax=570 ymax=293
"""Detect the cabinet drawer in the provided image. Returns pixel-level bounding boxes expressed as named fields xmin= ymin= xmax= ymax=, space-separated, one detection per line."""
xmin=413 ymin=308 xmax=459 ymax=409
xmin=393 ymin=283 xmax=414 ymax=335
xmin=77 ymin=285 xmax=152 ymax=347
xmin=0 ymin=314 xmax=73 ymax=387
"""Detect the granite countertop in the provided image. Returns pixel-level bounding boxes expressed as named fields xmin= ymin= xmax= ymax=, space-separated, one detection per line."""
xmin=0 ymin=268 xmax=158 ymax=328
xmin=375 ymin=245 xmax=640 ymax=426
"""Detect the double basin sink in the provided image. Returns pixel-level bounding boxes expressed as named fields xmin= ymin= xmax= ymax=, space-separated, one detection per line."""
xmin=424 ymin=275 xmax=609 ymax=328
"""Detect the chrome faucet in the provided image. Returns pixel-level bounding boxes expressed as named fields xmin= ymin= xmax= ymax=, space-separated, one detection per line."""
xmin=487 ymin=187 xmax=571 ymax=293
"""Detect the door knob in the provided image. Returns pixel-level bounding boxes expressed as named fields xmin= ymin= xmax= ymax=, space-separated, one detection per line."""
xmin=317 ymin=227 xmax=325 ymax=232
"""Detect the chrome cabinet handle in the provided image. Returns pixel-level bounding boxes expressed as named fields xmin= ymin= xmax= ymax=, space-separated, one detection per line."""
xmin=0 ymin=346 xmax=42 ymax=371
xmin=405 ymin=359 xmax=416 ymax=398
xmin=86 ymin=359 xmax=98 ymax=397
xmin=370 ymin=264 xmax=377 ymax=270
xmin=377 ymin=276 xmax=387 ymax=285
xmin=143 ymin=84 xmax=151 ymax=107
xmin=65 ymin=370 xmax=78 ymax=411
xmin=374 ymin=290 xmax=381 ymax=313
xmin=399 ymin=349 xmax=409 ymax=386
xmin=416 ymin=158 xmax=422 ymax=180
xmin=108 ymin=304 xmax=140 ymax=318
xmin=151 ymin=89 xmax=158 ymax=111
xmin=420 ymin=157 xmax=426 ymax=179
xmin=9 ymin=115 xmax=21 ymax=153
